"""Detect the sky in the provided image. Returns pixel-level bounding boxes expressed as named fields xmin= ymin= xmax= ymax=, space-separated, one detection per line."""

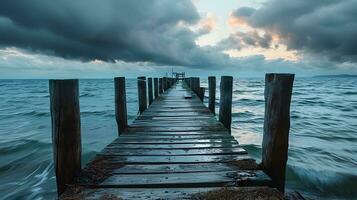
xmin=0 ymin=0 xmax=356 ymax=78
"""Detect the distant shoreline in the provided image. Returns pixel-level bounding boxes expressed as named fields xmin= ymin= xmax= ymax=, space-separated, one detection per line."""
xmin=313 ymin=74 xmax=357 ymax=78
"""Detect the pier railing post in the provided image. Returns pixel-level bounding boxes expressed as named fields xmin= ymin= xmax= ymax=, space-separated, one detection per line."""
xmin=148 ymin=77 xmax=153 ymax=105
xmin=137 ymin=76 xmax=147 ymax=113
xmin=163 ymin=77 xmax=167 ymax=91
xmin=198 ymin=87 xmax=205 ymax=102
xmin=208 ymin=76 xmax=216 ymax=114
xmin=261 ymin=73 xmax=294 ymax=193
xmin=190 ymin=77 xmax=194 ymax=90
xmin=49 ymin=79 xmax=81 ymax=196
xmin=154 ymin=78 xmax=159 ymax=99
xmin=114 ymin=77 xmax=127 ymax=135
xmin=159 ymin=78 xmax=163 ymax=94
xmin=192 ymin=77 xmax=200 ymax=95
xmin=218 ymin=76 xmax=233 ymax=130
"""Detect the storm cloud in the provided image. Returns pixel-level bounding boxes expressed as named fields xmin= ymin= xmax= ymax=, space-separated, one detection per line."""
xmin=0 ymin=0 xmax=230 ymax=68
xmin=230 ymin=0 xmax=357 ymax=62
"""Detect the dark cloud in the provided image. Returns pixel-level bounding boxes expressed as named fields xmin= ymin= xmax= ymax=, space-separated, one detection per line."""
xmin=232 ymin=7 xmax=256 ymax=19
xmin=231 ymin=0 xmax=357 ymax=62
xmin=216 ymin=31 xmax=272 ymax=50
xmin=0 ymin=0 xmax=228 ymax=68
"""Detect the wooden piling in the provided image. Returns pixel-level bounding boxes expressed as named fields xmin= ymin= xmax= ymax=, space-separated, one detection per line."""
xmin=137 ymin=76 xmax=147 ymax=113
xmin=190 ymin=77 xmax=194 ymax=90
xmin=114 ymin=77 xmax=127 ymax=135
xmin=154 ymin=78 xmax=159 ymax=99
xmin=198 ymin=87 xmax=205 ymax=102
xmin=208 ymin=76 xmax=216 ymax=115
xmin=193 ymin=77 xmax=200 ymax=95
xmin=159 ymin=78 xmax=163 ymax=94
xmin=218 ymin=76 xmax=233 ymax=130
xmin=261 ymin=73 xmax=294 ymax=193
xmin=163 ymin=77 xmax=167 ymax=91
xmin=148 ymin=78 xmax=153 ymax=105
xmin=49 ymin=79 xmax=81 ymax=196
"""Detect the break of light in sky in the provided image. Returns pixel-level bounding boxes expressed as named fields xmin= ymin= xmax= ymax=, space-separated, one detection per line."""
xmin=0 ymin=0 xmax=356 ymax=78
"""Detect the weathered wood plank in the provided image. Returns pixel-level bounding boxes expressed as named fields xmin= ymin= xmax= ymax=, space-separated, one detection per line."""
xmin=100 ymin=171 xmax=271 ymax=188
xmin=125 ymin=126 xmax=228 ymax=132
xmin=83 ymin=187 xmax=281 ymax=200
xmin=105 ymin=143 xmax=240 ymax=150
xmin=100 ymin=148 xmax=247 ymax=156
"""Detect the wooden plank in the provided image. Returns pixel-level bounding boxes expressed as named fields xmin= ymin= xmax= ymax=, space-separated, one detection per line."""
xmin=121 ymin=131 xmax=230 ymax=135
xmin=100 ymin=148 xmax=247 ymax=156
xmin=112 ymin=138 xmax=237 ymax=144
xmin=82 ymin=187 xmax=281 ymax=200
xmin=112 ymin=163 xmax=240 ymax=174
xmin=125 ymin=126 xmax=227 ymax=132
xmin=98 ymin=154 xmax=251 ymax=164
xmin=100 ymin=171 xmax=271 ymax=188
xmin=106 ymin=143 xmax=240 ymax=149
xmin=83 ymin=187 xmax=220 ymax=200
xmin=136 ymin=116 xmax=215 ymax=120
xmin=117 ymin=134 xmax=233 ymax=139
xmin=129 ymin=122 xmax=224 ymax=127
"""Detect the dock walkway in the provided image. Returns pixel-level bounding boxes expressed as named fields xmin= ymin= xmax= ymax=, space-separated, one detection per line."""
xmin=60 ymin=81 xmax=276 ymax=199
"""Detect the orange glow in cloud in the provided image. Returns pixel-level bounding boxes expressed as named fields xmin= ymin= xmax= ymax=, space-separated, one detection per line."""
xmin=227 ymin=11 xmax=252 ymax=29
xmin=199 ymin=12 xmax=217 ymax=32
xmin=225 ymin=45 xmax=300 ymax=61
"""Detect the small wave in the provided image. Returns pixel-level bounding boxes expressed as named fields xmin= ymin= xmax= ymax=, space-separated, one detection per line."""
xmin=232 ymin=111 xmax=255 ymax=118
xmin=0 ymin=139 xmax=50 ymax=155
xmin=24 ymin=111 xmax=50 ymax=117
xmin=286 ymin=165 xmax=357 ymax=198
xmin=80 ymin=93 xmax=96 ymax=97
xmin=342 ymin=91 xmax=357 ymax=95
xmin=81 ymin=110 xmax=114 ymax=117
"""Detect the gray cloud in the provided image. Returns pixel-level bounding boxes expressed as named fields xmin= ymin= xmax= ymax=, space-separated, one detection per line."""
xmin=0 ymin=0 xmax=228 ymax=68
xmin=231 ymin=0 xmax=357 ymax=62
xmin=216 ymin=31 xmax=272 ymax=50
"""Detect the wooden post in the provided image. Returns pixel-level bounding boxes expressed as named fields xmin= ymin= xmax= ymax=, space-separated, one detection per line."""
xmin=218 ymin=76 xmax=233 ymax=130
xmin=190 ymin=77 xmax=193 ymax=90
xmin=194 ymin=77 xmax=200 ymax=95
xmin=114 ymin=77 xmax=127 ymax=135
xmin=198 ymin=87 xmax=205 ymax=102
xmin=148 ymin=77 xmax=153 ymax=105
xmin=208 ymin=76 xmax=216 ymax=115
xmin=261 ymin=73 xmax=294 ymax=193
xmin=137 ymin=76 xmax=147 ymax=113
xmin=49 ymin=79 xmax=81 ymax=196
xmin=163 ymin=77 xmax=167 ymax=91
xmin=154 ymin=78 xmax=159 ymax=99
xmin=159 ymin=78 xmax=163 ymax=94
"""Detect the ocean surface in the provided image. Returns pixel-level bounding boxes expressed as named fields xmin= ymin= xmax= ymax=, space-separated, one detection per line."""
xmin=0 ymin=77 xmax=356 ymax=200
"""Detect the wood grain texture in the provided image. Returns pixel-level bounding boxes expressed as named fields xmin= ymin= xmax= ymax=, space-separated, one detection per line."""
xmin=49 ymin=79 xmax=81 ymax=195
xmin=159 ymin=78 xmax=163 ymax=94
xmin=208 ymin=76 xmax=216 ymax=115
xmin=114 ymin=77 xmax=127 ymax=135
xmin=219 ymin=76 xmax=233 ymax=130
xmin=154 ymin=78 xmax=159 ymax=99
xmin=148 ymin=77 xmax=153 ymax=105
xmin=137 ymin=76 xmax=147 ymax=113
xmin=262 ymin=73 xmax=294 ymax=193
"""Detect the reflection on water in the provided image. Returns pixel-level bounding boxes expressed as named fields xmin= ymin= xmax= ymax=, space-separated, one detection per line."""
xmin=0 ymin=77 xmax=356 ymax=199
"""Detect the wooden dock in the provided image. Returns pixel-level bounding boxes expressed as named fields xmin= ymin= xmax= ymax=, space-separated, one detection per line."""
xmin=50 ymin=75 xmax=296 ymax=199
